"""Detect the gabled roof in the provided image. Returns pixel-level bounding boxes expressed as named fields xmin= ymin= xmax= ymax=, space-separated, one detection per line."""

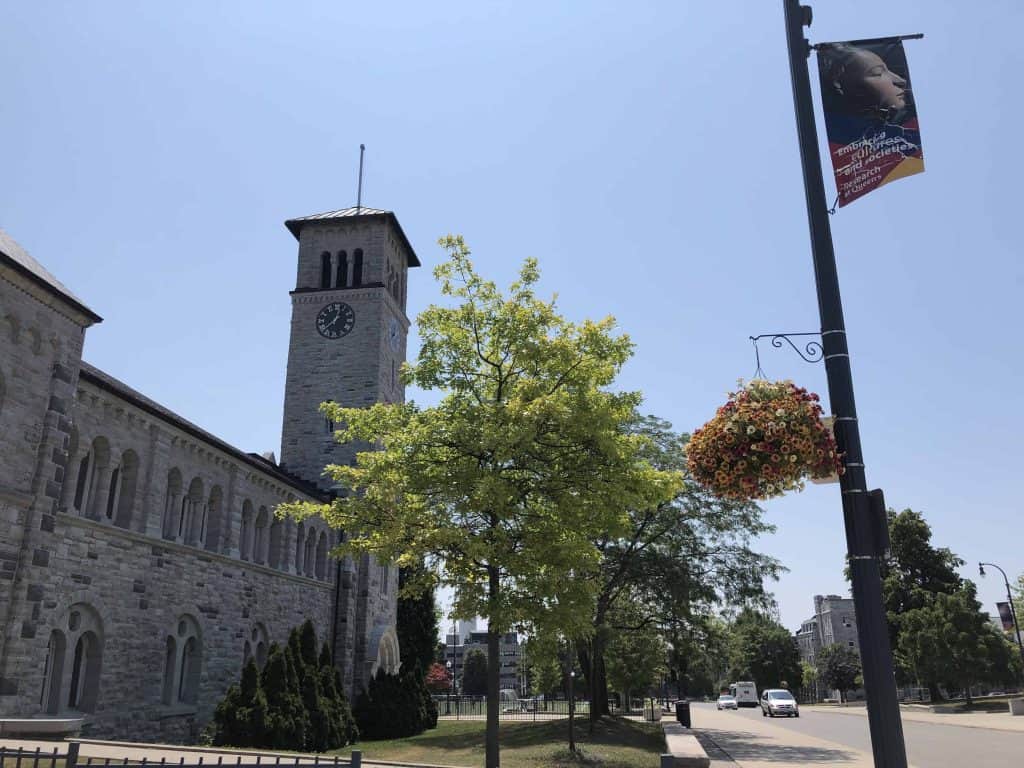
xmin=284 ymin=206 xmax=420 ymax=267
xmin=0 ymin=228 xmax=102 ymax=323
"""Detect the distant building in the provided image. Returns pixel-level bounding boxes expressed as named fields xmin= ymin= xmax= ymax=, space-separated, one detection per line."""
xmin=794 ymin=594 xmax=861 ymax=701
xmin=443 ymin=630 xmax=523 ymax=694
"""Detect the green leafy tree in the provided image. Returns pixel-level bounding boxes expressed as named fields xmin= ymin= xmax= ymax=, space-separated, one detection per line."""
xmin=898 ymin=582 xmax=1021 ymax=704
xmin=576 ymin=415 xmax=779 ymax=719
xmin=282 ymin=236 xmax=678 ymax=768
xmin=879 ymin=508 xmax=963 ymax=698
xmin=666 ymin=614 xmax=730 ymax=699
xmin=462 ymin=648 xmax=488 ymax=696
xmin=525 ymin=635 xmax=562 ymax=701
xmin=604 ymin=608 xmax=667 ymax=708
xmin=816 ymin=644 xmax=861 ymax=703
xmin=726 ymin=611 xmax=802 ymax=693
xmin=799 ymin=661 xmax=819 ymax=702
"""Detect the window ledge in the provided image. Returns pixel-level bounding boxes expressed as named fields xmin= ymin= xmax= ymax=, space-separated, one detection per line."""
xmin=156 ymin=704 xmax=198 ymax=720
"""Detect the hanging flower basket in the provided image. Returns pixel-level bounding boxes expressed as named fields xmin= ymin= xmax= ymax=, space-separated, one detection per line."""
xmin=687 ymin=379 xmax=843 ymax=502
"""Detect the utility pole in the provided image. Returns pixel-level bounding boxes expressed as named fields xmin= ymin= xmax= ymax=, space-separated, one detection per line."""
xmin=782 ymin=3 xmax=908 ymax=766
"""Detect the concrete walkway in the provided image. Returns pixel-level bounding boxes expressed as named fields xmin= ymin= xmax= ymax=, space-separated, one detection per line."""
xmin=691 ymin=707 xmax=920 ymax=768
xmin=805 ymin=704 xmax=1024 ymax=733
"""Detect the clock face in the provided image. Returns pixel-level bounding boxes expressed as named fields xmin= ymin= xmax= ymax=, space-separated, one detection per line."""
xmin=387 ymin=317 xmax=401 ymax=353
xmin=315 ymin=302 xmax=356 ymax=339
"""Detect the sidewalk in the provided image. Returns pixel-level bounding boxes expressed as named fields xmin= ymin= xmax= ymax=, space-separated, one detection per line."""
xmin=804 ymin=704 xmax=1024 ymax=733
xmin=0 ymin=738 xmax=464 ymax=768
xmin=692 ymin=708 xmax=892 ymax=768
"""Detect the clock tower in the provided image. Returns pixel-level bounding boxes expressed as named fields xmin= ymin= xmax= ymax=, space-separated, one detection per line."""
xmin=279 ymin=206 xmax=419 ymax=490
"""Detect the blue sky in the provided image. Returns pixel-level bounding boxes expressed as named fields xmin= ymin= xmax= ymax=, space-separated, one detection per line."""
xmin=3 ymin=1 xmax=1021 ymax=633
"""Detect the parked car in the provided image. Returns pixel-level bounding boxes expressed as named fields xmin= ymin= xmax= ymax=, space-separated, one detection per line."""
xmin=760 ymin=688 xmax=799 ymax=717
xmin=716 ymin=694 xmax=738 ymax=710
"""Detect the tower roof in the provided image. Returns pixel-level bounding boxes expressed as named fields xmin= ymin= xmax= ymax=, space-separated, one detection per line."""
xmin=284 ymin=206 xmax=420 ymax=267
xmin=0 ymin=228 xmax=102 ymax=323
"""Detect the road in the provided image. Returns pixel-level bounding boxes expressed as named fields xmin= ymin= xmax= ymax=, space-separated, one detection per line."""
xmin=691 ymin=702 xmax=1023 ymax=767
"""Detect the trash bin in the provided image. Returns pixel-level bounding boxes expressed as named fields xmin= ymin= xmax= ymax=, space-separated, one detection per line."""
xmin=675 ymin=699 xmax=691 ymax=728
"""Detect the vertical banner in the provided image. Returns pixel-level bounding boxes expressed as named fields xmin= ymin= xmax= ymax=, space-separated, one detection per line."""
xmin=816 ymin=38 xmax=924 ymax=207
xmin=996 ymin=602 xmax=1015 ymax=633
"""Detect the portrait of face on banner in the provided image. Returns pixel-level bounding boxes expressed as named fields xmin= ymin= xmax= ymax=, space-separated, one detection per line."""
xmin=817 ymin=39 xmax=924 ymax=207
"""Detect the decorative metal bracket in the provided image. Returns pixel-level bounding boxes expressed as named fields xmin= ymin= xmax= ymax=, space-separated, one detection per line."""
xmin=749 ymin=332 xmax=823 ymax=378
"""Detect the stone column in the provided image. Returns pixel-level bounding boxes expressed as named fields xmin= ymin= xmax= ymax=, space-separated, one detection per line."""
xmin=142 ymin=426 xmax=170 ymax=538
xmin=223 ymin=465 xmax=240 ymax=558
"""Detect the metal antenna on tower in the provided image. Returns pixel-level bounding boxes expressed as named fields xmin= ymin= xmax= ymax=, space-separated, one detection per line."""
xmin=356 ymin=144 xmax=365 ymax=213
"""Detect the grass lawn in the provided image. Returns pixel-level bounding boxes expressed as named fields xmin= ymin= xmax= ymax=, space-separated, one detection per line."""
xmin=337 ymin=717 xmax=665 ymax=768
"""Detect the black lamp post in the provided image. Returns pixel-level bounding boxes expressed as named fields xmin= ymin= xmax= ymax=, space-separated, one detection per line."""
xmin=979 ymin=562 xmax=1024 ymax=676
xmin=782 ymin=2 xmax=908 ymax=766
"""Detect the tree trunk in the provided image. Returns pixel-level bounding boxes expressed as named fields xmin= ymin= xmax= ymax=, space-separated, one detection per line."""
xmin=927 ymin=680 xmax=943 ymax=703
xmin=580 ymin=634 xmax=610 ymax=722
xmin=486 ymin=565 xmax=500 ymax=768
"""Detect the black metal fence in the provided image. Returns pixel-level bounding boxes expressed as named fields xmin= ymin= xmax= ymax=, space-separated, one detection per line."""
xmin=432 ymin=695 xmax=669 ymax=721
xmin=0 ymin=744 xmax=363 ymax=768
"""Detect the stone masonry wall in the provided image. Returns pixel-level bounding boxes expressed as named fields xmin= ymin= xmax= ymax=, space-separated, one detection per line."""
xmin=8 ymin=512 xmax=334 ymax=742
xmin=0 ymin=262 xmax=90 ymax=696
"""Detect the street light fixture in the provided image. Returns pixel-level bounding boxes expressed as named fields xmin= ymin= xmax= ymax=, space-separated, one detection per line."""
xmin=979 ymin=562 xmax=1024 ymax=677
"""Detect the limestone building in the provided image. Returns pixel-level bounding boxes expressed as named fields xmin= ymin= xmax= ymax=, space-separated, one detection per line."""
xmin=0 ymin=207 xmax=417 ymax=741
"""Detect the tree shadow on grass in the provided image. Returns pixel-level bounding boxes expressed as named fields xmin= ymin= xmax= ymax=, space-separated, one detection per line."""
xmin=700 ymin=727 xmax=860 ymax=764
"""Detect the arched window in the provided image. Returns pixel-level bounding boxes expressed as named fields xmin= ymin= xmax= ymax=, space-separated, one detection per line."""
xmin=72 ymin=451 xmax=91 ymax=514
xmin=240 ymin=500 xmax=254 ymax=560
xmin=295 ymin=521 xmax=305 ymax=574
xmin=162 ymin=615 xmax=202 ymax=706
xmin=104 ymin=462 xmax=120 ymax=520
xmin=161 ymin=636 xmax=177 ymax=704
xmin=113 ymin=450 xmax=139 ymax=529
xmin=183 ymin=477 xmax=204 ymax=545
xmin=251 ymin=624 xmax=269 ymax=669
xmin=320 ymin=251 xmax=332 ymax=289
xmin=162 ymin=468 xmax=183 ymax=539
xmin=336 ymin=251 xmax=348 ymax=288
xmin=204 ymin=486 xmax=224 ymax=552
xmin=315 ymin=531 xmax=328 ymax=580
xmin=40 ymin=629 xmax=66 ymax=714
xmin=46 ymin=603 xmax=103 ymax=714
xmin=179 ymin=637 xmax=200 ymax=704
xmin=352 ymin=249 xmax=363 ymax=287
xmin=83 ymin=437 xmax=110 ymax=521
xmin=242 ymin=640 xmax=252 ymax=668
xmin=253 ymin=507 xmax=268 ymax=564
xmin=304 ymin=529 xmax=316 ymax=577
xmin=268 ymin=517 xmax=283 ymax=569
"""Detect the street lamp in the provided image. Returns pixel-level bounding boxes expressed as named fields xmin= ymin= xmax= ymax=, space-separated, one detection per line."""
xmin=446 ymin=660 xmax=453 ymax=715
xmin=979 ymin=562 xmax=1024 ymax=677
xmin=568 ymin=668 xmax=576 ymax=754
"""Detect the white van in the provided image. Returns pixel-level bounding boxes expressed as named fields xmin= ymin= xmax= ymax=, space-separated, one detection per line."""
xmin=729 ymin=681 xmax=759 ymax=708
